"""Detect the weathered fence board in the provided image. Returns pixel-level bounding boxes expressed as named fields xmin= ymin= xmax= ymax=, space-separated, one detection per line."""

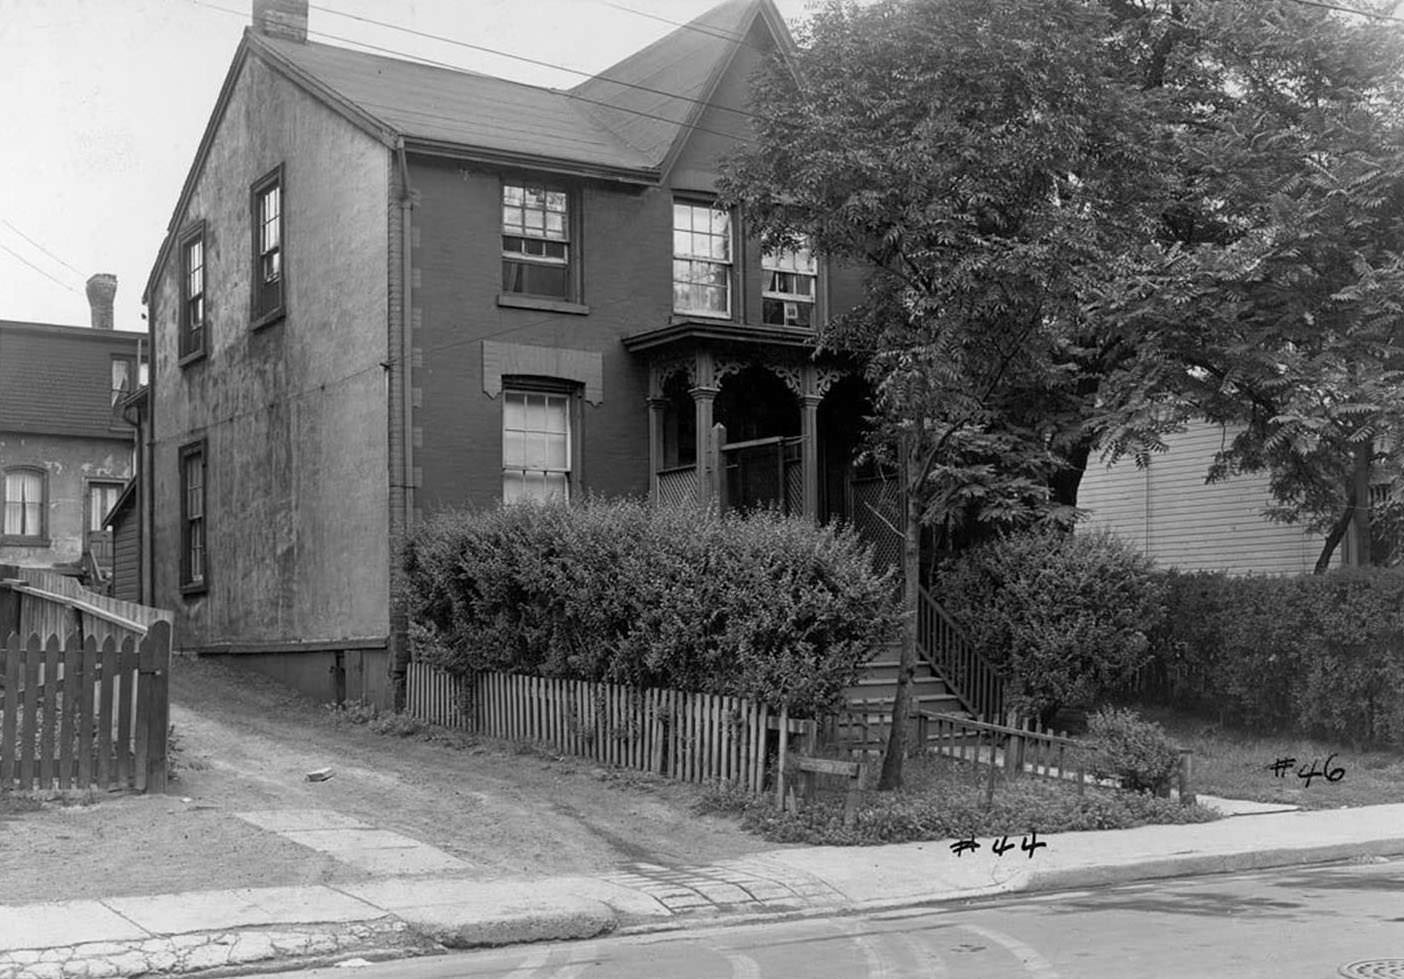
xmin=406 ymin=662 xmax=811 ymax=793
xmin=1 ymin=623 xmax=170 ymax=794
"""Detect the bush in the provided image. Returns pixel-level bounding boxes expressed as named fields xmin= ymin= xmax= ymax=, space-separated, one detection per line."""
xmin=1143 ymin=566 xmax=1404 ymax=748
xmin=938 ymin=529 xmax=1165 ymax=721
xmin=401 ymin=498 xmax=899 ymax=715
xmin=1085 ymin=707 xmax=1181 ymax=795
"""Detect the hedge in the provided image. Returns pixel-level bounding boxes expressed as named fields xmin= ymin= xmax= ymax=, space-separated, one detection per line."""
xmin=401 ymin=498 xmax=899 ymax=716
xmin=937 ymin=529 xmax=1165 ymax=722
xmin=1138 ymin=567 xmax=1404 ymax=748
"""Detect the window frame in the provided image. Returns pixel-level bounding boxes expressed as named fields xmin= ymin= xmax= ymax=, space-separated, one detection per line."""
xmin=500 ymin=380 xmax=579 ymax=505
xmin=85 ymin=479 xmax=125 ymax=534
xmin=672 ymin=199 xmax=735 ymax=320
xmin=179 ymin=221 xmax=207 ymax=363
xmin=761 ymin=240 xmax=819 ymax=329
xmin=250 ymin=165 xmax=286 ymax=330
xmin=499 ymin=180 xmax=580 ymax=305
xmin=0 ymin=466 xmax=49 ymax=546
xmin=179 ymin=440 xmax=208 ymax=594
xmin=110 ymin=354 xmax=137 ymax=408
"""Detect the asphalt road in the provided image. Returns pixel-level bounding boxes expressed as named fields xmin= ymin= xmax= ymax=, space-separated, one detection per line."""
xmin=283 ymin=858 xmax=1404 ymax=978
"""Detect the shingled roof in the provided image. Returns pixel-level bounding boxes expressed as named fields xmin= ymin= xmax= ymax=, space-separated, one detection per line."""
xmin=250 ymin=0 xmax=792 ymax=179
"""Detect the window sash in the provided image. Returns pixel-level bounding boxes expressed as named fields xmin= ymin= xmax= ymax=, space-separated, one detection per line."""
xmin=673 ymin=203 xmax=732 ymax=316
xmin=2 ymin=471 xmax=44 ymax=538
xmin=252 ymin=171 xmax=284 ymax=320
xmin=502 ymin=391 xmax=571 ymax=502
xmin=501 ymin=184 xmax=571 ymax=299
xmin=88 ymin=484 xmax=121 ymax=533
xmin=762 ymin=244 xmax=817 ymax=326
xmin=181 ymin=450 xmax=206 ymax=585
xmin=181 ymin=234 xmax=206 ymax=356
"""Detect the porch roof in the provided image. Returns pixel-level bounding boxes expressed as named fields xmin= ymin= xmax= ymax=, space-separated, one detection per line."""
xmin=621 ymin=318 xmax=818 ymax=354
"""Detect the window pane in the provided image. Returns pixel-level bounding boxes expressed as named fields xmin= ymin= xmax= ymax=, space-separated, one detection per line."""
xmin=673 ymin=203 xmax=694 ymax=232
xmin=503 ymin=471 xmax=525 ymax=503
xmin=523 ymin=433 xmax=548 ymax=470
xmin=710 ymin=209 xmax=730 ymax=235
xmin=2 ymin=500 xmax=19 ymax=535
xmin=504 ymin=392 xmax=525 ymax=429
xmin=543 ymin=472 xmax=568 ymax=500
xmin=543 ymin=397 xmax=567 ymax=433
xmin=503 ymin=206 xmax=523 ymax=233
xmin=504 ymin=184 xmax=524 ymax=205
xmin=503 ymin=431 xmax=525 ymax=468
xmin=546 ymin=191 xmax=567 ymax=212
xmin=545 ymin=211 xmax=565 ymax=237
xmin=546 ymin=433 xmax=568 ymax=469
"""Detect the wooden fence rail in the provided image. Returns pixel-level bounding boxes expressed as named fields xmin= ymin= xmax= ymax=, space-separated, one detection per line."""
xmin=1 ymin=624 xmax=171 ymax=794
xmin=407 ymin=662 xmax=814 ymax=792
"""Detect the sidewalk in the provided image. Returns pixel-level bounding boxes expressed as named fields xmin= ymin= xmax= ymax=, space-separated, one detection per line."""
xmin=3 ymin=799 xmax=1403 ymax=978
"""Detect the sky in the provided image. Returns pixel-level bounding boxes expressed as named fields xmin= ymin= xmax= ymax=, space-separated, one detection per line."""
xmin=0 ymin=0 xmax=819 ymax=334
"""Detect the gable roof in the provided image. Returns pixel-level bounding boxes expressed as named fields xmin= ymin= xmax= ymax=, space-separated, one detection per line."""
xmin=0 ymin=321 xmax=142 ymax=440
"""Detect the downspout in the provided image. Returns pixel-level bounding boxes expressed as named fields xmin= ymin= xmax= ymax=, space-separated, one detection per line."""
xmin=388 ymin=138 xmax=417 ymax=708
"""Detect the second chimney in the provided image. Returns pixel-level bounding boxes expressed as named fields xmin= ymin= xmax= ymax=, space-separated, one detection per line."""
xmin=85 ymin=273 xmax=117 ymax=331
xmin=252 ymin=0 xmax=308 ymax=43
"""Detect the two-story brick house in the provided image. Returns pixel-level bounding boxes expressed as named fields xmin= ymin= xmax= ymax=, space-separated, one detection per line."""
xmin=1 ymin=275 xmax=143 ymax=588
xmin=142 ymin=0 xmax=877 ymax=706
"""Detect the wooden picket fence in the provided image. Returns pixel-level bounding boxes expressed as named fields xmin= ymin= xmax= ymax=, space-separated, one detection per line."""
xmin=407 ymin=662 xmax=813 ymax=792
xmin=1 ymin=624 xmax=171 ymax=794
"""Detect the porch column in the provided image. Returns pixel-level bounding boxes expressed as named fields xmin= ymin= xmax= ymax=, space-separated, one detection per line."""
xmin=801 ymin=393 xmax=822 ymax=520
xmin=692 ymin=386 xmax=719 ymax=504
xmin=647 ymin=396 xmax=668 ymax=505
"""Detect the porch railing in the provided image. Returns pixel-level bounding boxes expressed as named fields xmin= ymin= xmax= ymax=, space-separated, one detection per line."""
xmin=656 ymin=465 xmax=698 ymax=507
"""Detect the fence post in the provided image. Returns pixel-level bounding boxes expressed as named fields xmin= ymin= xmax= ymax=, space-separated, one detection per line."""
xmin=1177 ymin=748 xmax=1195 ymax=806
xmin=775 ymin=705 xmax=789 ymax=809
xmin=140 ymin=621 xmax=171 ymax=794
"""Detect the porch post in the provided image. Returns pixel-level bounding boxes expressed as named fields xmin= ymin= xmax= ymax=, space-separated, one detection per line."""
xmin=801 ymin=393 xmax=821 ymax=520
xmin=647 ymin=396 xmax=668 ymax=505
xmin=692 ymin=349 xmax=718 ymax=505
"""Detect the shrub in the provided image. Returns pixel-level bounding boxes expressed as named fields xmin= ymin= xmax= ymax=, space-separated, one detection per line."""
xmin=1144 ymin=566 xmax=1404 ymax=748
xmin=401 ymin=498 xmax=899 ymax=715
xmin=938 ymin=529 xmax=1165 ymax=721
xmin=1085 ymin=706 xmax=1181 ymax=795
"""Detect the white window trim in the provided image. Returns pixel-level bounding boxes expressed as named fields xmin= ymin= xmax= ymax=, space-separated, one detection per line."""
xmin=762 ymin=243 xmax=818 ymax=328
xmin=502 ymin=388 xmax=573 ymax=504
xmin=673 ymin=201 xmax=733 ymax=319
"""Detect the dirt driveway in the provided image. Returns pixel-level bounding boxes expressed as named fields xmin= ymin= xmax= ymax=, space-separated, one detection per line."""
xmin=0 ymin=656 xmax=776 ymax=905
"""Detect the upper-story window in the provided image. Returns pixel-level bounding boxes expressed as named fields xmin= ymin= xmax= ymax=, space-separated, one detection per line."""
xmin=1 ymin=467 xmax=46 ymax=543
xmin=502 ymin=184 xmax=571 ymax=300
xmin=111 ymin=355 xmax=136 ymax=406
xmin=180 ymin=226 xmax=206 ymax=360
xmin=180 ymin=441 xmax=207 ymax=591
xmin=673 ymin=201 xmax=732 ymax=318
xmin=251 ymin=166 xmax=284 ymax=326
xmin=762 ymin=242 xmax=818 ymax=328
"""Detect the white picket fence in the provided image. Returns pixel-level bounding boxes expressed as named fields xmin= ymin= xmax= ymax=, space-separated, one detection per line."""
xmin=406 ymin=662 xmax=813 ymax=792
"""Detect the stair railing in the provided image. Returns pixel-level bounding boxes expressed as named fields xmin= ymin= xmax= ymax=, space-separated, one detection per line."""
xmin=917 ymin=585 xmax=1004 ymax=724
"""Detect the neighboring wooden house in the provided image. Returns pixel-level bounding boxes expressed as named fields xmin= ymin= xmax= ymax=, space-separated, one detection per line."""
xmin=0 ymin=275 xmax=144 ymax=590
xmin=141 ymin=0 xmax=877 ymax=707
xmin=1077 ymin=420 xmax=1342 ymax=575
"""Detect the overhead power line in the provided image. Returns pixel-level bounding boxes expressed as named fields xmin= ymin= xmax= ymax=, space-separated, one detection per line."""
xmin=0 ymin=240 xmax=80 ymax=294
xmin=0 ymin=218 xmax=85 ymax=278
xmin=1284 ymin=0 xmax=1404 ymax=22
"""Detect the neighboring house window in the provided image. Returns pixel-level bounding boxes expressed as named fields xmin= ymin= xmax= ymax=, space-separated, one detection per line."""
xmin=111 ymin=355 xmax=136 ymax=406
xmin=762 ymin=242 xmax=817 ymax=328
xmin=502 ymin=389 xmax=571 ymax=503
xmin=88 ymin=482 xmax=123 ymax=532
xmin=501 ymin=183 xmax=571 ymax=300
xmin=1 ymin=468 xmax=46 ymax=542
xmin=180 ymin=226 xmax=206 ymax=358
xmin=251 ymin=167 xmax=284 ymax=324
xmin=180 ymin=443 xmax=206 ymax=590
xmin=673 ymin=201 xmax=732 ymax=317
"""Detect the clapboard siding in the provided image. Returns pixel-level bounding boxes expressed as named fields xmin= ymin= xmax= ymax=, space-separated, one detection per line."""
xmin=110 ymin=511 xmax=139 ymax=604
xmin=1079 ymin=422 xmax=1329 ymax=575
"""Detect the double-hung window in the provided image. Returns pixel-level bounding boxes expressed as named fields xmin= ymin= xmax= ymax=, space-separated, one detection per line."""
xmin=502 ymin=184 xmax=571 ymax=300
xmin=673 ymin=201 xmax=732 ymax=317
xmin=180 ymin=225 xmax=206 ymax=359
xmin=502 ymin=390 xmax=571 ymax=503
xmin=762 ymin=241 xmax=818 ymax=328
xmin=1 ymin=468 xmax=46 ymax=542
xmin=251 ymin=166 xmax=284 ymax=324
xmin=180 ymin=442 xmax=207 ymax=590
xmin=111 ymin=356 xmax=136 ymax=406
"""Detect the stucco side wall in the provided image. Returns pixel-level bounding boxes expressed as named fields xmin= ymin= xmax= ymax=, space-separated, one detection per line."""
xmin=149 ymin=54 xmax=391 ymax=648
xmin=0 ymin=434 xmax=132 ymax=567
xmin=1078 ymin=421 xmax=1330 ymax=575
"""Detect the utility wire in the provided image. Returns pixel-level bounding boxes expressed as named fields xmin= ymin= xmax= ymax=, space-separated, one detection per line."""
xmin=188 ymin=0 xmax=760 ymax=149
xmin=0 ymin=241 xmax=80 ymax=294
xmin=1284 ymin=0 xmax=1404 ymax=22
xmin=309 ymin=2 xmax=762 ymax=120
xmin=593 ymin=0 xmax=769 ymax=50
xmin=0 ymin=218 xmax=85 ymax=278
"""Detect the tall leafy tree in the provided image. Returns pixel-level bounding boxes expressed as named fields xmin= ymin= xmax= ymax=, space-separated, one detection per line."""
xmin=719 ymin=0 xmax=1160 ymax=787
xmin=1093 ymin=0 xmax=1404 ymax=571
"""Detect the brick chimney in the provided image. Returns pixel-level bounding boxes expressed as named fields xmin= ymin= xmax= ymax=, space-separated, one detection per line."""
xmin=252 ymin=0 xmax=308 ymax=42
xmin=85 ymin=273 xmax=117 ymax=331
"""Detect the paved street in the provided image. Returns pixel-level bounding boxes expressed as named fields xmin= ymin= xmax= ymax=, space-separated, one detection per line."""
xmin=274 ymin=858 xmax=1404 ymax=978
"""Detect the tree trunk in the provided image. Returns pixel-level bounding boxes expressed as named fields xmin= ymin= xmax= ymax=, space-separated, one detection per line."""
xmin=1314 ymin=504 xmax=1353 ymax=574
xmin=1314 ymin=443 xmax=1372 ymax=574
xmin=878 ymin=458 xmax=923 ymax=791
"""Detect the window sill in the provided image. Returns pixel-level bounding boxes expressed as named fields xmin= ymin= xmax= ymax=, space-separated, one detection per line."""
xmin=180 ymin=581 xmax=208 ymax=597
xmin=178 ymin=348 xmax=207 ymax=368
xmin=0 ymin=536 xmax=49 ymax=547
xmin=250 ymin=308 xmax=286 ymax=332
xmin=497 ymin=293 xmax=590 ymax=316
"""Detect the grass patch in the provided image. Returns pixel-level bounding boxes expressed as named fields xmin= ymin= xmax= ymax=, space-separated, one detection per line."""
xmin=0 ymin=792 xmax=43 ymax=818
xmin=696 ymin=753 xmax=1219 ymax=846
xmin=1131 ymin=705 xmax=1404 ymax=810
